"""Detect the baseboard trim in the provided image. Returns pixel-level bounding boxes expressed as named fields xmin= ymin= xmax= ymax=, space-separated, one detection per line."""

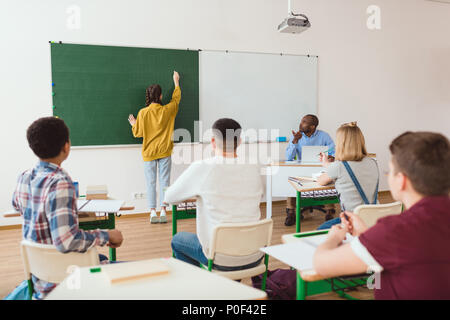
xmin=0 ymin=193 xmax=393 ymax=230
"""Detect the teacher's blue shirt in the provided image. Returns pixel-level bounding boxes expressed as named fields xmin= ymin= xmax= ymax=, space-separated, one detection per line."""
xmin=285 ymin=129 xmax=335 ymax=161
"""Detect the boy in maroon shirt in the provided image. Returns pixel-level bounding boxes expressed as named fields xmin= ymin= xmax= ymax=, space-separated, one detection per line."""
xmin=313 ymin=131 xmax=450 ymax=300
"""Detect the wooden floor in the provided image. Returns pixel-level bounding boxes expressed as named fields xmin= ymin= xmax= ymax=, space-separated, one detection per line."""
xmin=0 ymin=193 xmax=394 ymax=300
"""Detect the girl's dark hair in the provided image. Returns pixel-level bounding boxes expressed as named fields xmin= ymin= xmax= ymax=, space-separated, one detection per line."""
xmin=146 ymin=84 xmax=162 ymax=105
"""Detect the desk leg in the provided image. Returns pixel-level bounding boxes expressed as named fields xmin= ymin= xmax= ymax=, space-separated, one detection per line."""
xmin=172 ymin=205 xmax=177 ymax=258
xmin=297 ymin=272 xmax=306 ymax=300
xmin=109 ymin=247 xmax=116 ymax=262
xmin=172 ymin=206 xmax=177 ymax=236
xmin=109 ymin=213 xmax=116 ymax=262
xmin=296 ymin=191 xmax=301 ymax=233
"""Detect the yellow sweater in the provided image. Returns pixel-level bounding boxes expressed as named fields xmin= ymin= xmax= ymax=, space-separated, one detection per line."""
xmin=132 ymin=86 xmax=181 ymax=161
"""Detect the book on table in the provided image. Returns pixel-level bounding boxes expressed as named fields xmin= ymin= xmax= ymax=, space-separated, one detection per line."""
xmin=101 ymin=259 xmax=170 ymax=284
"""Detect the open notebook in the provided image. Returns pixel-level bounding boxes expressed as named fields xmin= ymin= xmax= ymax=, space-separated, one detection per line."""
xmin=260 ymin=233 xmax=354 ymax=271
xmin=101 ymin=259 xmax=170 ymax=284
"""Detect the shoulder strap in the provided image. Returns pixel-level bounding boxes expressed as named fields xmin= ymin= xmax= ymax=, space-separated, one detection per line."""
xmin=370 ymin=158 xmax=380 ymax=204
xmin=342 ymin=161 xmax=370 ymax=205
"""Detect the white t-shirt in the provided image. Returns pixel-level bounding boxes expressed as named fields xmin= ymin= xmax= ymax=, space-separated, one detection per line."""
xmin=164 ymin=156 xmax=264 ymax=260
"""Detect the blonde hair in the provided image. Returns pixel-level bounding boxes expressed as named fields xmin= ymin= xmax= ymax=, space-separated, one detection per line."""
xmin=335 ymin=122 xmax=367 ymax=161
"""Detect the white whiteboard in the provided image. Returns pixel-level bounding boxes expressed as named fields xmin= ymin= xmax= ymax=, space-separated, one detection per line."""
xmin=199 ymin=50 xmax=317 ymax=142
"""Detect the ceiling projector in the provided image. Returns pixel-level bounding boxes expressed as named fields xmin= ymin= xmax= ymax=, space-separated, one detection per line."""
xmin=278 ymin=0 xmax=311 ymax=34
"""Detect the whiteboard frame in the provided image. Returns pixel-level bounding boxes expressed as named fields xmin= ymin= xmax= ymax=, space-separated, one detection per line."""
xmin=198 ymin=49 xmax=318 ymax=143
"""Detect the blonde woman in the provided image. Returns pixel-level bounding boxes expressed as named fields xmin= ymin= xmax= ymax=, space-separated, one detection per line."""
xmin=316 ymin=122 xmax=379 ymax=230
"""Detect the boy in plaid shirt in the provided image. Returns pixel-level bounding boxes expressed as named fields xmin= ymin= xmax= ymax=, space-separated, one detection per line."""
xmin=12 ymin=117 xmax=124 ymax=299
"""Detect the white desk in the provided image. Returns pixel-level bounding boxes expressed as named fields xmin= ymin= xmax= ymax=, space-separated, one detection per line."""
xmin=261 ymin=231 xmax=333 ymax=282
xmin=265 ymin=161 xmax=323 ymax=219
xmin=46 ymin=258 xmax=267 ymax=300
xmin=77 ymin=199 xmax=125 ymax=213
xmin=261 ymin=231 xmax=360 ymax=300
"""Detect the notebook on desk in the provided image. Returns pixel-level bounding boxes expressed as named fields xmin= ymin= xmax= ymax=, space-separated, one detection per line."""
xmin=77 ymin=199 xmax=124 ymax=213
xmin=260 ymin=233 xmax=354 ymax=271
xmin=101 ymin=259 xmax=170 ymax=284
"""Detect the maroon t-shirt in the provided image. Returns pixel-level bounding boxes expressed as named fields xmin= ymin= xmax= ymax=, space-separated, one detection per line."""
xmin=359 ymin=196 xmax=450 ymax=300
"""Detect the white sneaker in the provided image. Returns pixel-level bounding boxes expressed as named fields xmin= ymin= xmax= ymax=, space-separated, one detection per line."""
xmin=150 ymin=209 xmax=159 ymax=224
xmin=159 ymin=208 xmax=167 ymax=223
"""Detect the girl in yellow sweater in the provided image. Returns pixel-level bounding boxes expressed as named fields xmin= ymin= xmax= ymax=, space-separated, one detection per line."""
xmin=128 ymin=71 xmax=181 ymax=223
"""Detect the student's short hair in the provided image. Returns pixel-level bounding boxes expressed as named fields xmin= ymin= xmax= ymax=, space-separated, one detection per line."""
xmin=212 ymin=118 xmax=242 ymax=152
xmin=26 ymin=117 xmax=69 ymax=159
xmin=304 ymin=114 xmax=319 ymax=127
xmin=389 ymin=131 xmax=450 ymax=196
xmin=335 ymin=122 xmax=367 ymax=161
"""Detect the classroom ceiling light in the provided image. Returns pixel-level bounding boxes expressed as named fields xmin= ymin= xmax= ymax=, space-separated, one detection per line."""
xmin=278 ymin=0 xmax=311 ymax=34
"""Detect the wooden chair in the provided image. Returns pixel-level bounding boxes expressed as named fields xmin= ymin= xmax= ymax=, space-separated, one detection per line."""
xmin=354 ymin=201 xmax=403 ymax=228
xmin=201 ymin=219 xmax=273 ymax=292
xmin=20 ymin=239 xmax=100 ymax=299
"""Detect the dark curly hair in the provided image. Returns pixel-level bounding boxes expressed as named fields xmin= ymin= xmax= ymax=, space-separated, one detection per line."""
xmin=145 ymin=84 xmax=162 ymax=106
xmin=26 ymin=117 xmax=69 ymax=159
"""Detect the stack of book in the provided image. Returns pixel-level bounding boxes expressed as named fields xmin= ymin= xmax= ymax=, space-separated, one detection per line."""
xmin=101 ymin=259 xmax=170 ymax=284
xmin=86 ymin=185 xmax=108 ymax=200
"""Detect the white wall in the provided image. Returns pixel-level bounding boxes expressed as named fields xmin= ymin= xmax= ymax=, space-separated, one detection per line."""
xmin=1 ymin=0 xmax=449 ymax=219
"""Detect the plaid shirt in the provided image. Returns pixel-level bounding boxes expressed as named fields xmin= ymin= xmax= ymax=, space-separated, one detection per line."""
xmin=12 ymin=161 xmax=109 ymax=299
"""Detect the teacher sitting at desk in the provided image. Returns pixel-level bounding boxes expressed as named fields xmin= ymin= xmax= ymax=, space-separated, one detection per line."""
xmin=128 ymin=71 xmax=181 ymax=224
xmin=285 ymin=114 xmax=336 ymax=226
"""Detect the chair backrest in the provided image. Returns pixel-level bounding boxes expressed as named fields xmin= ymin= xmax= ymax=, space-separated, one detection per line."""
xmin=208 ymin=219 xmax=273 ymax=259
xmin=353 ymin=202 xmax=403 ymax=228
xmin=20 ymin=239 xmax=100 ymax=284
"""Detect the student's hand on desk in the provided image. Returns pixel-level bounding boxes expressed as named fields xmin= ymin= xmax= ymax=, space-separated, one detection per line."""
xmin=107 ymin=229 xmax=124 ymax=248
xmin=327 ymin=224 xmax=348 ymax=245
xmin=128 ymin=114 xmax=136 ymax=126
xmin=291 ymin=130 xmax=302 ymax=144
xmin=340 ymin=211 xmax=368 ymax=237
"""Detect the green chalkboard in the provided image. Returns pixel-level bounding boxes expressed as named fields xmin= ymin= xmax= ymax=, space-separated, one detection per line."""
xmin=51 ymin=43 xmax=199 ymax=146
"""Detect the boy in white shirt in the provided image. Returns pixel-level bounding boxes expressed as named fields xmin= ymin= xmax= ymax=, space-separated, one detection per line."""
xmin=164 ymin=118 xmax=264 ymax=271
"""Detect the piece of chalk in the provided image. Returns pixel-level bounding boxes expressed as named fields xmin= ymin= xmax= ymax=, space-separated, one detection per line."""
xmin=276 ymin=137 xmax=287 ymax=142
xmin=90 ymin=267 xmax=101 ymax=273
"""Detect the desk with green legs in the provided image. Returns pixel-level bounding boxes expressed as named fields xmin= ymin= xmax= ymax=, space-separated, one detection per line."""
xmin=171 ymin=199 xmax=197 ymax=236
xmin=171 ymin=199 xmax=197 ymax=257
xmin=261 ymin=230 xmax=369 ymax=300
xmin=77 ymin=199 xmax=126 ymax=262
xmin=288 ymin=180 xmax=340 ymax=233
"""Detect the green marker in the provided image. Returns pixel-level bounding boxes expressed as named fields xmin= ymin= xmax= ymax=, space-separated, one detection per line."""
xmin=90 ymin=267 xmax=101 ymax=273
